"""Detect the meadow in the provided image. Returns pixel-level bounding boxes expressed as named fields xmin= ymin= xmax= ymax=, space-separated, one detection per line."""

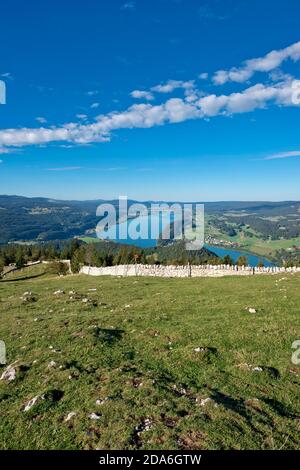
xmin=0 ymin=265 xmax=300 ymax=450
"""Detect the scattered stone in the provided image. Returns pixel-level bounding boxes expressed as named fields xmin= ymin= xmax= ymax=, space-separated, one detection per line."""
xmin=23 ymin=395 xmax=45 ymax=412
xmin=173 ymin=384 xmax=187 ymax=396
xmin=49 ymin=346 xmax=61 ymax=354
xmin=0 ymin=363 xmax=17 ymax=382
xmin=20 ymin=292 xmax=36 ymax=303
xmin=132 ymin=378 xmax=144 ymax=388
xmin=89 ymin=413 xmax=101 ymax=420
xmin=287 ymin=367 xmax=299 ymax=377
xmin=135 ymin=418 xmax=153 ymax=434
xmin=22 ymin=389 xmax=63 ymax=412
xmin=96 ymin=398 xmax=108 ymax=406
xmin=199 ymin=397 xmax=212 ymax=407
xmin=54 ymin=290 xmax=64 ymax=295
xmin=65 ymin=412 xmax=77 ymax=422
xmin=88 ymin=288 xmax=97 ymax=292
xmin=47 ymin=361 xmax=57 ymax=369
xmin=246 ymin=307 xmax=257 ymax=314
xmin=81 ymin=297 xmax=97 ymax=306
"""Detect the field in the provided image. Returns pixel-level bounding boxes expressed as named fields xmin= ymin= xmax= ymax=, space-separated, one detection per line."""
xmin=206 ymin=213 xmax=300 ymax=259
xmin=0 ymin=265 xmax=300 ymax=450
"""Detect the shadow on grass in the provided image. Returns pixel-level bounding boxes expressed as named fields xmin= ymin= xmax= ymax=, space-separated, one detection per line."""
xmin=261 ymin=398 xmax=300 ymax=418
xmin=93 ymin=327 xmax=125 ymax=345
xmin=209 ymin=388 xmax=273 ymax=432
xmin=0 ymin=272 xmax=47 ymax=283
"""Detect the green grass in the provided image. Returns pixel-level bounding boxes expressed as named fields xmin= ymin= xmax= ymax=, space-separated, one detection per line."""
xmin=77 ymin=236 xmax=99 ymax=244
xmin=0 ymin=266 xmax=300 ymax=450
xmin=206 ymin=214 xmax=300 ymax=259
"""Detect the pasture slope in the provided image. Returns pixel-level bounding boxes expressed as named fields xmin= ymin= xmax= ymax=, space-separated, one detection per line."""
xmin=0 ymin=265 xmax=299 ymax=450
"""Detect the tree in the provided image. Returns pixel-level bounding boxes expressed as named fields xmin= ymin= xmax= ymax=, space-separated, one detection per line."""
xmin=222 ymin=255 xmax=234 ymax=266
xmin=237 ymin=255 xmax=248 ymax=267
xmin=70 ymin=250 xmax=81 ymax=273
xmin=0 ymin=258 xmax=5 ymax=278
xmin=15 ymin=249 xmax=25 ymax=268
xmin=49 ymin=261 xmax=68 ymax=276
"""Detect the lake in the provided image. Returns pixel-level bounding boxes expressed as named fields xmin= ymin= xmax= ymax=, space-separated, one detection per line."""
xmin=96 ymin=215 xmax=274 ymax=267
xmin=204 ymin=245 xmax=274 ymax=268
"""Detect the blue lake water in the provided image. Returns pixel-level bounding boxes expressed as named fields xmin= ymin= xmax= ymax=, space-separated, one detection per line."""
xmin=204 ymin=245 xmax=274 ymax=267
xmin=96 ymin=215 xmax=274 ymax=267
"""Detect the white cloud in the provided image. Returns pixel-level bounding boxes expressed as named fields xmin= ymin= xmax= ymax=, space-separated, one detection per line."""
xmin=0 ymin=78 xmax=297 ymax=149
xmin=199 ymin=72 xmax=208 ymax=80
xmin=130 ymin=90 xmax=154 ymax=101
xmin=1 ymin=72 xmax=11 ymax=79
xmin=1 ymin=41 xmax=300 ymax=151
xmin=121 ymin=1 xmax=135 ymax=10
xmin=76 ymin=114 xmax=88 ymax=120
xmin=151 ymin=80 xmax=195 ymax=93
xmin=90 ymin=102 xmax=100 ymax=109
xmin=86 ymin=90 xmax=99 ymax=96
xmin=0 ymin=148 xmax=14 ymax=154
xmin=213 ymin=40 xmax=300 ymax=85
xmin=36 ymin=117 xmax=47 ymax=124
xmin=264 ymin=151 xmax=300 ymax=160
xmin=198 ymin=80 xmax=296 ymax=116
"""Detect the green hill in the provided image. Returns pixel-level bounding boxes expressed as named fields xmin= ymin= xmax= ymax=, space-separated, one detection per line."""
xmin=0 ymin=266 xmax=299 ymax=449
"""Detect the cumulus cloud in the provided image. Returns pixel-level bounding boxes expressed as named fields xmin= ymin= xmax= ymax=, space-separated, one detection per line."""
xmin=0 ymin=41 xmax=300 ymax=150
xmin=0 ymin=78 xmax=297 ymax=149
xmin=199 ymin=72 xmax=208 ymax=80
xmin=264 ymin=151 xmax=300 ymax=160
xmin=36 ymin=117 xmax=47 ymax=124
xmin=130 ymin=90 xmax=154 ymax=101
xmin=76 ymin=114 xmax=88 ymax=120
xmin=213 ymin=40 xmax=300 ymax=85
xmin=151 ymin=80 xmax=195 ymax=94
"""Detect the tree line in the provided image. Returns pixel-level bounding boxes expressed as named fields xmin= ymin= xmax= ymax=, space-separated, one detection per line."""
xmin=0 ymin=240 xmax=266 ymax=276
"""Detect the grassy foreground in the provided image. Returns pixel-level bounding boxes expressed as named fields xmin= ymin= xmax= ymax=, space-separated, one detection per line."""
xmin=0 ymin=266 xmax=300 ymax=450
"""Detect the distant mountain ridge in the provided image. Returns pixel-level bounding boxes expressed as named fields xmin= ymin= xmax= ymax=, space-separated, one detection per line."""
xmin=0 ymin=195 xmax=299 ymax=244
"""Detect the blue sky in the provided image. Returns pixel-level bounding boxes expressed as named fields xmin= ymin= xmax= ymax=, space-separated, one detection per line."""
xmin=1 ymin=0 xmax=300 ymax=201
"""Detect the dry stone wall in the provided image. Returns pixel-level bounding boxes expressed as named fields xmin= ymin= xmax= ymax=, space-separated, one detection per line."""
xmin=80 ymin=264 xmax=300 ymax=278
